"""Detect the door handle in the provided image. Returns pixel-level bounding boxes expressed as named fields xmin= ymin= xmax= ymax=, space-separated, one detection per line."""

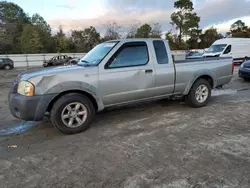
xmin=145 ymin=69 xmax=153 ymax=74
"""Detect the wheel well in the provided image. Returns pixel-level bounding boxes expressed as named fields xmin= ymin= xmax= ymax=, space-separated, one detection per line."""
xmin=46 ymin=90 xmax=98 ymax=113
xmin=195 ymin=75 xmax=214 ymax=88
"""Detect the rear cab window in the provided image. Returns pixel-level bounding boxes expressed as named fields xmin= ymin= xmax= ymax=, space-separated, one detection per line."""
xmin=153 ymin=40 xmax=169 ymax=64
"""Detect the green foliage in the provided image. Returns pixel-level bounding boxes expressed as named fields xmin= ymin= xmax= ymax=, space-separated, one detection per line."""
xmin=171 ymin=0 xmax=200 ymax=43
xmin=0 ymin=1 xmax=30 ymax=53
xmin=20 ymin=25 xmax=44 ymax=53
xmin=199 ymin=27 xmax=223 ymax=48
xmin=54 ymin=26 xmax=69 ymax=53
xmin=1 ymin=1 xmax=250 ymax=54
xmin=0 ymin=1 xmax=30 ymax=23
xmin=230 ymin=20 xmax=250 ymax=38
xmin=186 ymin=28 xmax=202 ymax=49
xmin=165 ymin=32 xmax=187 ymax=50
xmin=135 ymin=24 xmax=152 ymax=38
xmin=130 ymin=23 xmax=161 ymax=38
xmin=71 ymin=26 xmax=101 ymax=52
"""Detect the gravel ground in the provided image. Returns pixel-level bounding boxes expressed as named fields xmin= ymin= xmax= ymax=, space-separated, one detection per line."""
xmin=1 ymin=67 xmax=250 ymax=188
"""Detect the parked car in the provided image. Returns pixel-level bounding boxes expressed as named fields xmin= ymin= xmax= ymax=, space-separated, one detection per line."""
xmin=64 ymin=57 xmax=80 ymax=66
xmin=9 ymin=39 xmax=233 ymax=134
xmin=186 ymin=52 xmax=204 ymax=59
xmin=203 ymin=38 xmax=250 ymax=64
xmin=43 ymin=55 xmax=73 ymax=67
xmin=239 ymin=60 xmax=250 ymax=81
xmin=0 ymin=58 xmax=14 ymax=70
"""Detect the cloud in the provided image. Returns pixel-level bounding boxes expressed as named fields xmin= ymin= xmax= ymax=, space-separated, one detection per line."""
xmin=195 ymin=0 xmax=250 ymax=27
xmin=47 ymin=0 xmax=250 ymax=35
xmin=56 ymin=4 xmax=76 ymax=10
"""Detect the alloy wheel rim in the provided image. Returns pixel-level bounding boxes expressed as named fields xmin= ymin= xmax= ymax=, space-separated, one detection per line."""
xmin=61 ymin=102 xmax=88 ymax=128
xmin=195 ymin=84 xmax=209 ymax=103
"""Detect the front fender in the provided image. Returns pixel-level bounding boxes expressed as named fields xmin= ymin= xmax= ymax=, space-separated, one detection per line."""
xmin=33 ymin=75 xmax=104 ymax=111
xmin=183 ymin=71 xmax=217 ymax=95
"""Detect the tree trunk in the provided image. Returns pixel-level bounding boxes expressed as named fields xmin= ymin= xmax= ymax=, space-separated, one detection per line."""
xmin=179 ymin=28 xmax=182 ymax=43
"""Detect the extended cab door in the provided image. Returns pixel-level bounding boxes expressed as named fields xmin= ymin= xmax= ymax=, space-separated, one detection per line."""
xmin=152 ymin=40 xmax=175 ymax=96
xmin=98 ymin=41 xmax=156 ymax=106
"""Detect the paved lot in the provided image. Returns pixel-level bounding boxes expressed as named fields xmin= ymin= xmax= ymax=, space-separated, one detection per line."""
xmin=1 ymin=67 xmax=250 ymax=188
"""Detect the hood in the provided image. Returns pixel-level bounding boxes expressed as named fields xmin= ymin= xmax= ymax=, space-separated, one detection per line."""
xmin=243 ymin=60 xmax=250 ymax=68
xmin=19 ymin=65 xmax=87 ymax=81
xmin=203 ymin=52 xmax=220 ymax=57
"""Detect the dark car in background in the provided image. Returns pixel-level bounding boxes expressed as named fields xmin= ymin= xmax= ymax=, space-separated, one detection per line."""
xmin=239 ymin=60 xmax=250 ymax=81
xmin=0 ymin=58 xmax=14 ymax=70
xmin=43 ymin=55 xmax=73 ymax=67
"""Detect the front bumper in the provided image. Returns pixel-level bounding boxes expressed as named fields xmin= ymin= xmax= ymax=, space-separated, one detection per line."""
xmin=239 ymin=68 xmax=250 ymax=78
xmin=8 ymin=92 xmax=56 ymax=121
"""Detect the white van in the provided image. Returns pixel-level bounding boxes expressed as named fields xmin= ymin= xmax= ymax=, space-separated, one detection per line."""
xmin=203 ymin=38 xmax=250 ymax=63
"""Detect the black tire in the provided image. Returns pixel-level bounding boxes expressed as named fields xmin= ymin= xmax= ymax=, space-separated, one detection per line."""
xmin=4 ymin=64 xmax=11 ymax=70
xmin=50 ymin=93 xmax=95 ymax=134
xmin=244 ymin=78 xmax=250 ymax=82
xmin=185 ymin=79 xmax=211 ymax=108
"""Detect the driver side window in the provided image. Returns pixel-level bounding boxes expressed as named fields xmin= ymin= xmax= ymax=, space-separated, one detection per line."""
xmin=223 ymin=45 xmax=231 ymax=54
xmin=106 ymin=42 xmax=149 ymax=69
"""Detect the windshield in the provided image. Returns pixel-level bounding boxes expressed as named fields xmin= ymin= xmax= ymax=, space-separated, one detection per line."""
xmin=78 ymin=41 xmax=118 ymax=66
xmin=206 ymin=44 xmax=227 ymax=53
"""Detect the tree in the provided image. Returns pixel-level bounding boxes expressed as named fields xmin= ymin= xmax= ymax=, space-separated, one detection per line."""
xmin=230 ymin=20 xmax=250 ymax=38
xmin=71 ymin=26 xmax=101 ymax=52
xmin=165 ymin=32 xmax=177 ymax=50
xmin=20 ymin=24 xmax=44 ymax=53
xmin=103 ymin=21 xmax=122 ymax=40
xmin=170 ymin=0 xmax=200 ymax=43
xmin=0 ymin=1 xmax=30 ymax=53
xmin=150 ymin=23 xmax=162 ymax=38
xmin=135 ymin=24 xmax=152 ymax=38
xmin=126 ymin=23 xmax=140 ymax=38
xmin=54 ymin=26 xmax=69 ymax=53
xmin=199 ymin=27 xmax=223 ymax=48
xmin=0 ymin=1 xmax=30 ymax=23
xmin=31 ymin=13 xmax=55 ymax=52
xmin=134 ymin=23 xmax=162 ymax=38
xmin=186 ymin=27 xmax=202 ymax=49
xmin=31 ymin=13 xmax=51 ymax=33
xmin=165 ymin=31 xmax=186 ymax=50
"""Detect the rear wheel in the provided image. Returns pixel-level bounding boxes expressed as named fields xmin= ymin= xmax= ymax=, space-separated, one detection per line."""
xmin=50 ymin=93 xmax=95 ymax=134
xmin=185 ymin=79 xmax=211 ymax=108
xmin=4 ymin=65 xmax=11 ymax=70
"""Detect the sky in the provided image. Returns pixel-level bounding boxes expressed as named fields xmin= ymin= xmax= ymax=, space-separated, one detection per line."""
xmin=7 ymin=0 xmax=250 ymax=34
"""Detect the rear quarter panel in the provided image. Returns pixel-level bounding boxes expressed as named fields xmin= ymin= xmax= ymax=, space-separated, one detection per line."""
xmin=174 ymin=57 xmax=233 ymax=95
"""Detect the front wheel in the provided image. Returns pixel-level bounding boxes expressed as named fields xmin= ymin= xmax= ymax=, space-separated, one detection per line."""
xmin=4 ymin=65 xmax=11 ymax=70
xmin=50 ymin=93 xmax=95 ymax=134
xmin=185 ymin=79 xmax=211 ymax=108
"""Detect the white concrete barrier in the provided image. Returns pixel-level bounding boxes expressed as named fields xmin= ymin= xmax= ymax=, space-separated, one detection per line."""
xmin=0 ymin=53 xmax=86 ymax=68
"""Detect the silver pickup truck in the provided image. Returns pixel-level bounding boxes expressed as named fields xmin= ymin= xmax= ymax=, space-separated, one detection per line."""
xmin=9 ymin=39 xmax=233 ymax=134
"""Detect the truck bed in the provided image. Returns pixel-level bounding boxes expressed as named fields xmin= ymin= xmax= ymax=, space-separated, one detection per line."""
xmin=173 ymin=56 xmax=233 ymax=95
xmin=175 ymin=57 xmax=232 ymax=64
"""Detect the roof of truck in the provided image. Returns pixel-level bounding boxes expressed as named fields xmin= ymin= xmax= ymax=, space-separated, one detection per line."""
xmin=107 ymin=38 xmax=166 ymax=43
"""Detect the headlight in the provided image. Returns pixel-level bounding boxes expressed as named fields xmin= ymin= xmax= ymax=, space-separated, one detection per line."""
xmin=240 ymin=63 xmax=244 ymax=68
xmin=17 ymin=81 xmax=35 ymax=96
